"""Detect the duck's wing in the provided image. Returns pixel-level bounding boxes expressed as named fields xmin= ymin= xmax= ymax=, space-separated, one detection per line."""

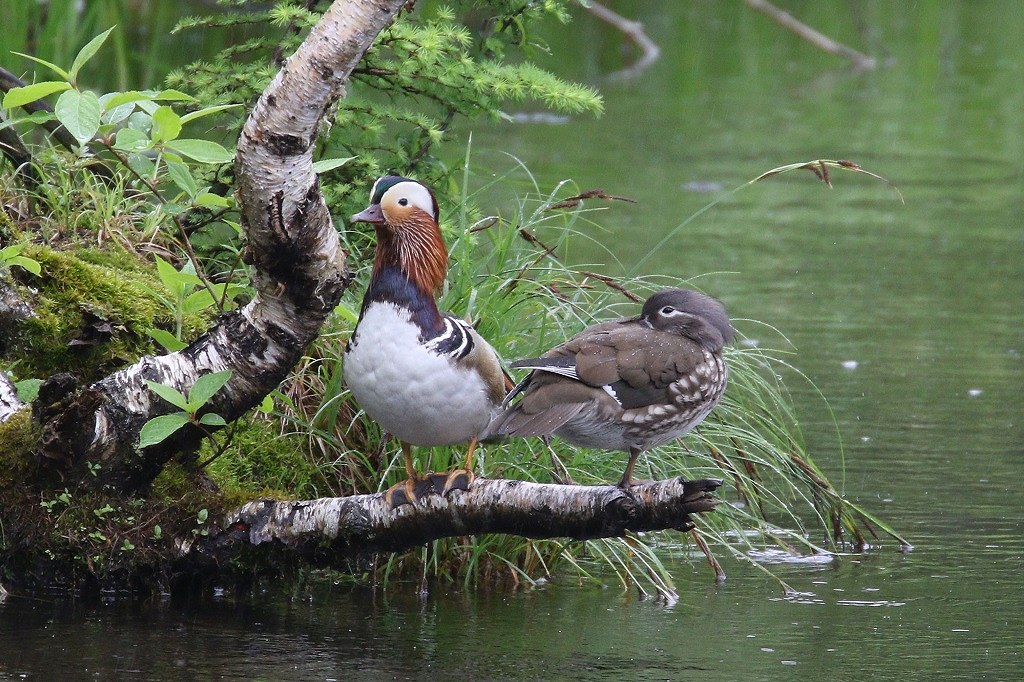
xmin=487 ymin=324 xmax=634 ymax=438
xmin=539 ymin=324 xmax=709 ymax=410
xmin=432 ymin=313 xmax=511 ymax=408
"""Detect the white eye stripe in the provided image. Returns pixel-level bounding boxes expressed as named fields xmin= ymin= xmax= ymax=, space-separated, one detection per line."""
xmin=381 ymin=181 xmax=435 ymax=220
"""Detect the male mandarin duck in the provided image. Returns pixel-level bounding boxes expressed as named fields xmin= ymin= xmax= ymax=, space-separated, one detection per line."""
xmin=486 ymin=288 xmax=732 ymax=490
xmin=344 ymin=175 xmax=508 ymax=507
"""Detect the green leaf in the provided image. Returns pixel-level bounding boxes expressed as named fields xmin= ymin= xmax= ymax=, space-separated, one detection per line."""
xmin=166 ymin=139 xmax=234 ymax=164
xmin=196 ymin=508 xmax=208 ymax=523
xmin=146 ymin=328 xmax=187 ymax=352
xmin=100 ymin=92 xmax=136 ymax=125
xmin=102 ymin=102 xmax=135 ymax=125
xmin=7 ymin=256 xmax=41 ymax=276
xmin=0 ymin=243 xmax=25 ymax=259
xmin=0 ymin=111 xmax=56 ymax=133
xmin=144 ymin=380 xmax=190 ymax=411
xmin=165 ymin=159 xmax=198 ymax=197
xmin=187 ymin=370 xmax=232 ymax=408
xmin=154 ymin=255 xmax=202 ymax=294
xmin=153 ymin=89 xmax=196 ymax=102
xmin=136 ymin=99 xmax=160 ymax=116
xmin=126 ymin=152 xmax=156 ymax=180
xmin=0 ymin=244 xmax=40 ymax=275
xmin=126 ymin=110 xmax=152 ymax=133
xmin=151 ymin=105 xmax=182 ymax=143
xmin=181 ymin=288 xmax=215 ymax=314
xmin=179 ymin=103 xmax=241 ymax=125
xmin=198 ymin=413 xmax=227 ymax=427
xmin=113 ymin=127 xmax=150 ymax=152
xmin=312 ymin=156 xmax=356 ymax=174
xmin=11 ymin=52 xmax=69 ymax=80
xmin=103 ymin=91 xmax=144 ymax=110
xmin=258 ymin=394 xmax=274 ymax=414
xmin=14 ymin=378 xmax=43 ymax=402
xmin=3 ymin=81 xmax=71 ymax=109
xmin=54 ymin=89 xmax=101 ymax=146
xmin=70 ymin=26 xmax=116 ymax=82
xmin=138 ymin=412 xmax=190 ymax=448
xmin=193 ymin=192 xmax=231 ymax=209
xmin=160 ymin=203 xmax=188 ymax=216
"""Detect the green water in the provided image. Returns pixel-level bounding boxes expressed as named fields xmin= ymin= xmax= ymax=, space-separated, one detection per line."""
xmin=3 ymin=2 xmax=1023 ymax=679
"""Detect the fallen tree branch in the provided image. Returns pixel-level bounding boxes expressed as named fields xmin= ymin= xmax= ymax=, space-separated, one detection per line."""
xmin=184 ymin=477 xmax=723 ymax=569
xmin=744 ymin=0 xmax=876 ymax=72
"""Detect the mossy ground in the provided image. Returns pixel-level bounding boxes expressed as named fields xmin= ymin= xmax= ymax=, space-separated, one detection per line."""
xmin=8 ymin=246 xmax=184 ymax=382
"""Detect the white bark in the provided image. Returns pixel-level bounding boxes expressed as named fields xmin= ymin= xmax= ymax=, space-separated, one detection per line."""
xmin=187 ymin=477 xmax=723 ymax=564
xmin=0 ymin=371 xmax=25 ymax=423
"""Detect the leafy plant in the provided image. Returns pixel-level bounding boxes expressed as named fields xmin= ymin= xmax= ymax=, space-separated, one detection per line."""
xmin=40 ymin=489 xmax=72 ymax=513
xmin=0 ymin=243 xmax=41 ymax=276
xmin=144 ymin=256 xmax=244 ymax=351
xmin=138 ymin=369 xmax=232 ymax=448
xmin=3 ymin=26 xmax=243 ymax=292
xmin=13 ymin=378 xmax=42 ymax=402
xmin=168 ymin=1 xmax=603 ymax=230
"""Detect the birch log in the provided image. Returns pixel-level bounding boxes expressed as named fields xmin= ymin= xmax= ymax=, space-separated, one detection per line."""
xmin=185 ymin=478 xmax=723 ymax=568
xmin=33 ymin=0 xmax=408 ymax=492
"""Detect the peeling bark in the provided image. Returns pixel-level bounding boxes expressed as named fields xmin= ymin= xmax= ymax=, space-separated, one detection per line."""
xmin=0 ymin=370 xmax=25 ymax=423
xmin=33 ymin=0 xmax=408 ymax=492
xmin=183 ymin=478 xmax=723 ymax=569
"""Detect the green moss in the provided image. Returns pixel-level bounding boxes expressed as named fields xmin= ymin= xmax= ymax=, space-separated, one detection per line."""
xmin=204 ymin=418 xmax=328 ymax=501
xmin=0 ymin=208 xmax=17 ymax=242
xmin=0 ymin=459 xmax=235 ymax=590
xmin=6 ymin=245 xmax=209 ymax=381
xmin=0 ymin=408 xmax=38 ymax=490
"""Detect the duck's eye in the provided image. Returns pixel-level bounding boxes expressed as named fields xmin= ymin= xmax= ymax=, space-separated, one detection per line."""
xmin=398 ymin=198 xmax=409 ymax=206
xmin=660 ymin=306 xmax=676 ymax=315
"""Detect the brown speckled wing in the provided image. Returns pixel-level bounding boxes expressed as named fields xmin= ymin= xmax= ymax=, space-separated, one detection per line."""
xmin=545 ymin=324 xmax=707 ymax=410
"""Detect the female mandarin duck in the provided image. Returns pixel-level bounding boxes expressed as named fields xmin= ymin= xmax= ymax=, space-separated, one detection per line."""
xmin=344 ymin=175 xmax=508 ymax=507
xmin=486 ymin=289 xmax=732 ymax=490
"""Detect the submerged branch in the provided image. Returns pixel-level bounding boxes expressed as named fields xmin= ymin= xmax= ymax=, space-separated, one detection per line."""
xmin=187 ymin=477 xmax=723 ymax=567
xmin=579 ymin=0 xmax=661 ymax=81
xmin=744 ymin=0 xmax=877 ymax=71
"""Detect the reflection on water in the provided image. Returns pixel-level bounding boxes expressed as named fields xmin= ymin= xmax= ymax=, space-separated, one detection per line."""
xmin=3 ymin=1 xmax=1024 ymax=679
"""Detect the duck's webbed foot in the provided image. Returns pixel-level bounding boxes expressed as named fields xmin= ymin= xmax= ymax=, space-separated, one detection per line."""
xmin=384 ymin=476 xmax=439 ymax=509
xmin=440 ymin=468 xmax=474 ymax=496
